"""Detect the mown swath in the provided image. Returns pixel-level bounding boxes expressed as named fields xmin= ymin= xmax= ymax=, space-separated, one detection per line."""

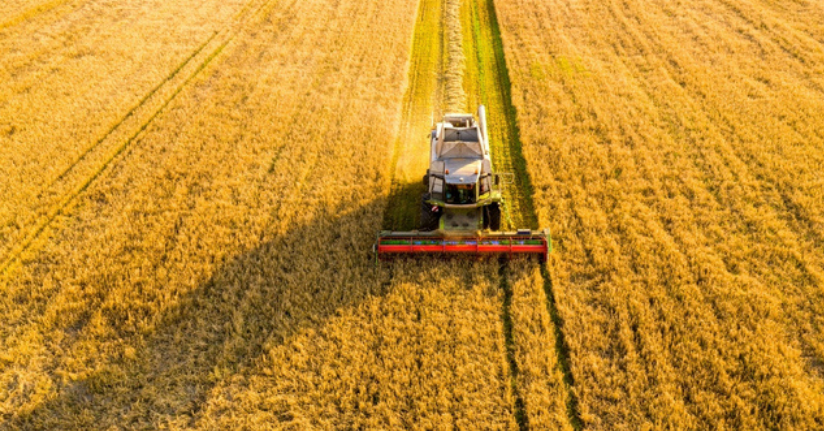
xmin=463 ymin=0 xmax=536 ymax=231
xmin=464 ymin=0 xmax=581 ymax=427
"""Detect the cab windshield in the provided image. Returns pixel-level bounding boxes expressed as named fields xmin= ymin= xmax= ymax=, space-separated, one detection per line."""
xmin=445 ymin=183 xmax=476 ymax=204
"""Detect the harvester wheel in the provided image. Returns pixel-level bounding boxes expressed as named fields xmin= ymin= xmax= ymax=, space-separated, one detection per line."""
xmin=486 ymin=203 xmax=501 ymax=231
xmin=420 ymin=194 xmax=440 ymax=231
xmin=423 ymin=170 xmax=429 ymax=187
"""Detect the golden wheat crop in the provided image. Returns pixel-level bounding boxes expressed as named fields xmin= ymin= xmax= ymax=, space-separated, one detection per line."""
xmin=495 ymin=0 xmax=824 ymax=428
xmin=0 ymin=0 xmax=249 ymax=260
xmin=507 ymin=259 xmax=573 ymax=429
xmin=0 ymin=0 xmax=70 ymax=30
xmin=8 ymin=0 xmax=816 ymax=427
xmin=0 ymin=0 xmax=552 ymax=428
xmin=1 ymin=0 xmax=418 ymax=427
xmin=197 ymin=261 xmax=517 ymax=429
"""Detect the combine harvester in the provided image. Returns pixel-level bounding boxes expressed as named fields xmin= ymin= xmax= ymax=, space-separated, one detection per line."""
xmin=375 ymin=106 xmax=551 ymax=262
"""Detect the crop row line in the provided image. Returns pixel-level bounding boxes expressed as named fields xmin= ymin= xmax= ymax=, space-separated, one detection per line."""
xmin=467 ymin=0 xmax=582 ymax=427
xmin=540 ymin=265 xmax=583 ymax=430
xmin=0 ymin=37 xmax=232 ymax=276
xmin=0 ymin=0 xmax=76 ymax=32
xmin=498 ymin=259 xmax=530 ymax=430
xmin=0 ymin=0 xmax=282 ymax=275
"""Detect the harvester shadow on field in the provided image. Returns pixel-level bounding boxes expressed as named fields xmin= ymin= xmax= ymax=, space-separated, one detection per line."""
xmin=11 ymin=198 xmax=420 ymax=428
xmin=383 ymin=175 xmax=427 ymax=231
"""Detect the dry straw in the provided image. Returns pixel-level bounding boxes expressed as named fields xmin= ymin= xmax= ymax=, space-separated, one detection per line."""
xmin=444 ymin=0 xmax=467 ymax=113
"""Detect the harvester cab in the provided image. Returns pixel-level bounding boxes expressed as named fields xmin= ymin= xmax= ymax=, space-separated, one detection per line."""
xmin=422 ymin=107 xmax=500 ymax=232
xmin=375 ymin=106 xmax=551 ymax=262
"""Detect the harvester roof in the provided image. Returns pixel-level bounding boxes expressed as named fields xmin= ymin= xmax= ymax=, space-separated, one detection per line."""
xmin=444 ymin=158 xmax=482 ymax=184
xmin=436 ymin=124 xmax=484 ymax=160
xmin=439 ymin=139 xmax=483 ymax=159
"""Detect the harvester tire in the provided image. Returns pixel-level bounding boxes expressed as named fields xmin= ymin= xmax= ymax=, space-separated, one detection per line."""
xmin=420 ymin=194 xmax=440 ymax=231
xmin=423 ymin=170 xmax=429 ymax=187
xmin=486 ymin=203 xmax=501 ymax=231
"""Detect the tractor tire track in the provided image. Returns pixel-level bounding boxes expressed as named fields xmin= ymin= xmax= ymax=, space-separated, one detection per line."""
xmin=381 ymin=0 xmax=527 ymax=425
xmin=499 ymin=259 xmax=530 ymax=430
xmin=0 ymin=0 xmax=282 ymax=274
xmin=39 ymin=31 xmax=220 ymax=193
xmin=465 ymin=0 xmax=581 ymax=427
xmin=0 ymin=0 xmax=79 ymax=32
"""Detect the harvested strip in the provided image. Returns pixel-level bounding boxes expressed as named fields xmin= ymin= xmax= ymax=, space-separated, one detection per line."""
xmin=443 ymin=0 xmax=467 ymax=113
xmin=461 ymin=0 xmax=536 ymax=230
xmin=382 ymin=0 xmax=444 ymax=231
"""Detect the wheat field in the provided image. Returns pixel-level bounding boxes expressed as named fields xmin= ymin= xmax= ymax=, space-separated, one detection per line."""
xmin=0 ymin=0 xmax=254 ymax=261
xmin=0 ymin=0 xmax=425 ymax=427
xmin=496 ymin=0 xmax=824 ymax=428
xmin=2 ymin=0 xmax=823 ymax=428
xmin=0 ymin=0 xmax=559 ymax=428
